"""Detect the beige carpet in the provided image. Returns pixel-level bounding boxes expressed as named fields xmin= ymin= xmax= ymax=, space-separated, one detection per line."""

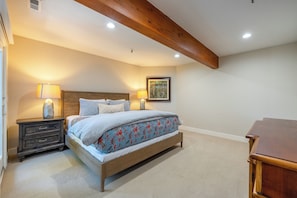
xmin=1 ymin=131 xmax=249 ymax=198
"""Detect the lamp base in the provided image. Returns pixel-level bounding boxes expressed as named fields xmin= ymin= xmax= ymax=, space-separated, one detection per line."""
xmin=43 ymin=99 xmax=54 ymax=119
xmin=140 ymin=99 xmax=145 ymax=110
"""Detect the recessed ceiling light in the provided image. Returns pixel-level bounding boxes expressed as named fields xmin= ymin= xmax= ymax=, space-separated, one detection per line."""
xmin=242 ymin=33 xmax=252 ymax=39
xmin=174 ymin=53 xmax=180 ymax=58
xmin=106 ymin=22 xmax=115 ymax=29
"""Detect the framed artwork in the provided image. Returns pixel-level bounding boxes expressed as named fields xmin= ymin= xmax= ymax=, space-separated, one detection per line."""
xmin=146 ymin=77 xmax=170 ymax=101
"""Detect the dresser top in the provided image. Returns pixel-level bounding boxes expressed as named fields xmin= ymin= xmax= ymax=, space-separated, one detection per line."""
xmin=16 ymin=117 xmax=64 ymax=124
xmin=246 ymin=118 xmax=297 ymax=163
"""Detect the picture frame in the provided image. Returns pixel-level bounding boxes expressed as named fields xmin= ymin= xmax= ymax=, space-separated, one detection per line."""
xmin=146 ymin=77 xmax=171 ymax=101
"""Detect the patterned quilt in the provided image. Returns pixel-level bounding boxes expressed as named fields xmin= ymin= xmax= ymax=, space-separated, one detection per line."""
xmin=95 ymin=116 xmax=179 ymax=153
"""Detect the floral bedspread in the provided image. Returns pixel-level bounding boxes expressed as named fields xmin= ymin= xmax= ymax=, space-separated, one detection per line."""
xmin=94 ymin=116 xmax=179 ymax=153
xmin=68 ymin=110 xmax=180 ymax=146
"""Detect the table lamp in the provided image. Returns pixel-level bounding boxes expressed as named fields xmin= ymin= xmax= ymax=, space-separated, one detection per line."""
xmin=37 ymin=83 xmax=61 ymax=119
xmin=137 ymin=90 xmax=148 ymax=110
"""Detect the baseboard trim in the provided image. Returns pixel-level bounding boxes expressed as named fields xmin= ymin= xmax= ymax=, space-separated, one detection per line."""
xmin=0 ymin=167 xmax=3 ymax=185
xmin=179 ymin=125 xmax=248 ymax=143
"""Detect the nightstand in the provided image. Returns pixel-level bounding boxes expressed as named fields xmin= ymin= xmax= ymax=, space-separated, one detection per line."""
xmin=16 ymin=117 xmax=65 ymax=161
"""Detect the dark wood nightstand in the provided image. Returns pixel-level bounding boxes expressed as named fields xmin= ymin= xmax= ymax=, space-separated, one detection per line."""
xmin=16 ymin=117 xmax=65 ymax=161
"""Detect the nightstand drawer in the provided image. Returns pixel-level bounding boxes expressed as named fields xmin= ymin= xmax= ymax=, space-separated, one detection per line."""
xmin=24 ymin=130 xmax=60 ymax=140
xmin=24 ymin=121 xmax=61 ymax=136
xmin=23 ymin=134 xmax=60 ymax=149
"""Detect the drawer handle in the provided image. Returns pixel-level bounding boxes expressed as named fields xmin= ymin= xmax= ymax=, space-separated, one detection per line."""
xmin=38 ymin=138 xmax=48 ymax=143
xmin=38 ymin=126 xmax=48 ymax=130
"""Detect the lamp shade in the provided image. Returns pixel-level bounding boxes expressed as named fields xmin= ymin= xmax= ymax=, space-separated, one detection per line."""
xmin=137 ymin=90 xmax=148 ymax=99
xmin=37 ymin=84 xmax=61 ymax=99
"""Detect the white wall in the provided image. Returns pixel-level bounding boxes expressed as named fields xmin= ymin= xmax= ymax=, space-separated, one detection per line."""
xmin=177 ymin=42 xmax=297 ymax=137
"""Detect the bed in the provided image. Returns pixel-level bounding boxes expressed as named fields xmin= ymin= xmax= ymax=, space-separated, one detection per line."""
xmin=61 ymin=90 xmax=183 ymax=192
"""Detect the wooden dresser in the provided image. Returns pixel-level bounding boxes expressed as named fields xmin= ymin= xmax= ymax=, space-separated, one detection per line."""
xmin=246 ymin=118 xmax=297 ymax=198
xmin=17 ymin=117 xmax=65 ymax=161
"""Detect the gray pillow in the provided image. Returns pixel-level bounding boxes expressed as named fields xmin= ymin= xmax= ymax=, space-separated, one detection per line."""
xmin=79 ymin=98 xmax=106 ymax=116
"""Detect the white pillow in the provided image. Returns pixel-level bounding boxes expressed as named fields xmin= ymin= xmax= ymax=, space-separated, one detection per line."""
xmin=106 ymin=99 xmax=126 ymax=102
xmin=108 ymin=100 xmax=130 ymax=111
xmin=98 ymin=103 xmax=125 ymax=114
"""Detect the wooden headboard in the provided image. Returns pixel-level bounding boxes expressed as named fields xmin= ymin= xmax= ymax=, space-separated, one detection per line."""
xmin=61 ymin=90 xmax=129 ymax=118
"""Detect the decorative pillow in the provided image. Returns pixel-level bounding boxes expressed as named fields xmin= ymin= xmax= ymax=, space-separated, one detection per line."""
xmin=98 ymin=103 xmax=125 ymax=114
xmin=79 ymin=98 xmax=106 ymax=116
xmin=106 ymin=99 xmax=125 ymax=102
xmin=108 ymin=100 xmax=130 ymax=111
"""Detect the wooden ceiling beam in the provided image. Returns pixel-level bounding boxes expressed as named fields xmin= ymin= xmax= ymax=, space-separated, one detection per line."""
xmin=75 ymin=0 xmax=219 ymax=69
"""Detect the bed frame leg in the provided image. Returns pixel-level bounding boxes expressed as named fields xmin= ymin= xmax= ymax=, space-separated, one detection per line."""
xmin=180 ymin=132 xmax=183 ymax=148
xmin=99 ymin=177 xmax=105 ymax=192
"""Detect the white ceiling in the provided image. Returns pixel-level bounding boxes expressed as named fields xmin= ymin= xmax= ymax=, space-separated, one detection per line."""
xmin=7 ymin=0 xmax=297 ymax=67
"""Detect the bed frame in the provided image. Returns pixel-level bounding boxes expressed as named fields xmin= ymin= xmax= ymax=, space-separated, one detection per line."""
xmin=61 ymin=90 xmax=183 ymax=192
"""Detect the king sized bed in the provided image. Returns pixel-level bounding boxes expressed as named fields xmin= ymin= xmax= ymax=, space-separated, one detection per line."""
xmin=62 ymin=90 xmax=183 ymax=192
